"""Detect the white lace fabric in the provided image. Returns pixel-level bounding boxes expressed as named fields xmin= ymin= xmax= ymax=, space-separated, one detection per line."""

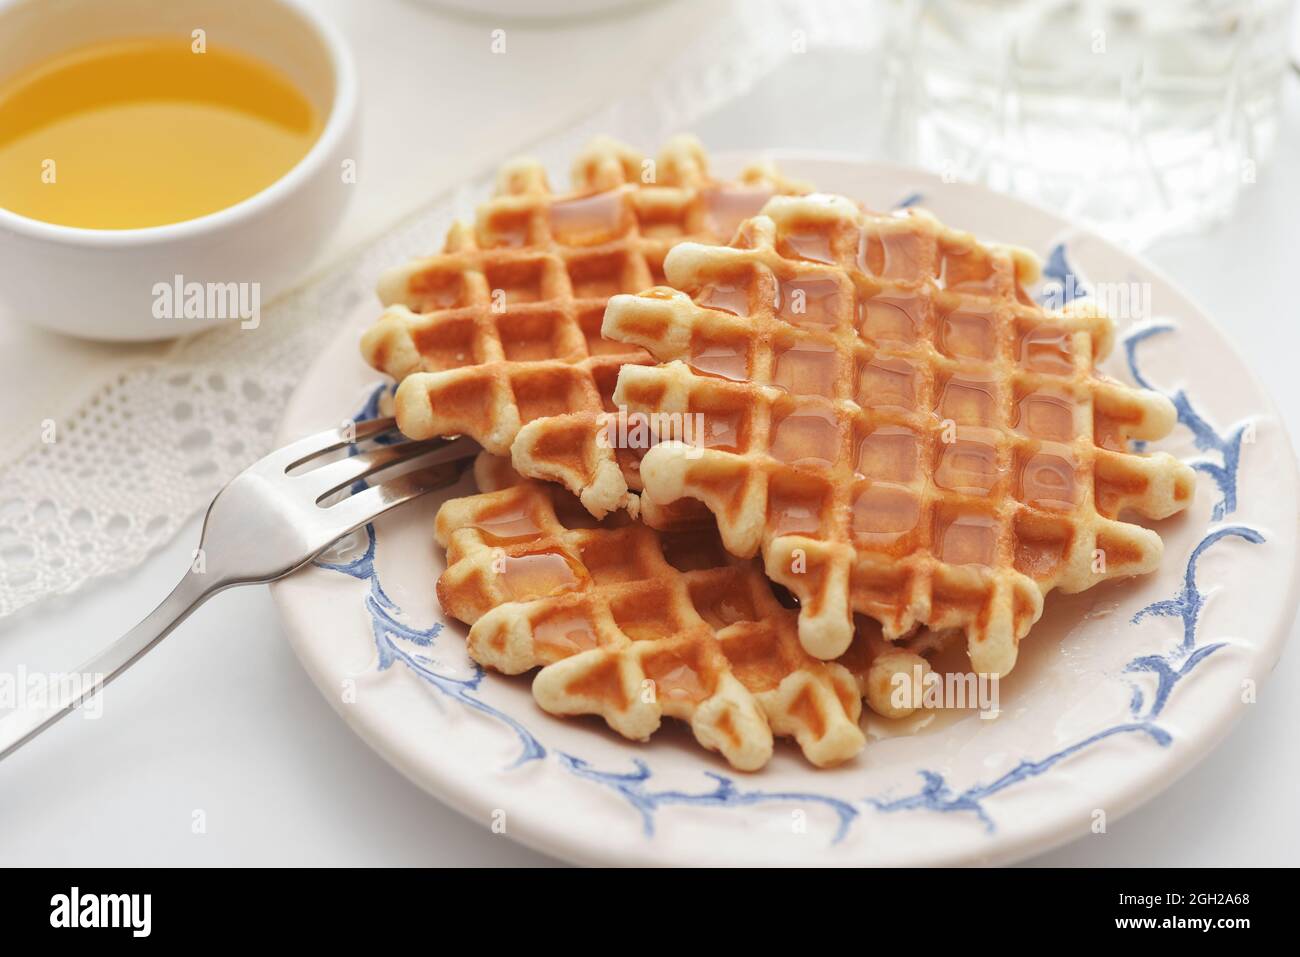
xmin=0 ymin=0 xmax=874 ymax=618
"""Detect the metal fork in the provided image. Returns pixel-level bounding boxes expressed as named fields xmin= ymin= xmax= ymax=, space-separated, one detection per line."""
xmin=0 ymin=417 xmax=478 ymax=761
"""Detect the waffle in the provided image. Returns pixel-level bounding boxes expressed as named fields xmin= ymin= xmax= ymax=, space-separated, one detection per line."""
xmin=434 ymin=453 xmax=866 ymax=771
xmin=603 ymin=194 xmax=1197 ymax=674
xmin=361 ymin=136 xmax=807 ymax=518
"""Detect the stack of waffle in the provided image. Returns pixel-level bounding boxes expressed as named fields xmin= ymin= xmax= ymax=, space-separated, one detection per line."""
xmin=360 ymin=137 xmax=1195 ymax=770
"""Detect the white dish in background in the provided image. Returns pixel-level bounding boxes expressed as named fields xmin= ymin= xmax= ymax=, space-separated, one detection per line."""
xmin=423 ymin=0 xmax=662 ymax=21
xmin=271 ymin=155 xmax=1299 ymax=866
xmin=0 ymin=0 xmax=358 ymax=341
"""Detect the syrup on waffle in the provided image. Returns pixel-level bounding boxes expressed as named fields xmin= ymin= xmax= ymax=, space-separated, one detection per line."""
xmin=434 ymin=453 xmax=866 ymax=771
xmin=603 ymin=194 xmax=1196 ymax=674
xmin=361 ymin=136 xmax=807 ymax=518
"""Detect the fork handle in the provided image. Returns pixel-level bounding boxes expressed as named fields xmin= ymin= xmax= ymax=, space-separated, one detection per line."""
xmin=0 ymin=569 xmax=223 ymax=762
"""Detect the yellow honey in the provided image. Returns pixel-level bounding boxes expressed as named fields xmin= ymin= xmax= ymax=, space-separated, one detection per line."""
xmin=0 ymin=36 xmax=321 ymax=229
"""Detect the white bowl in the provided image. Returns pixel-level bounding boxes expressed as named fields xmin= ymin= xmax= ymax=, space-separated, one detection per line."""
xmin=0 ymin=0 xmax=359 ymax=341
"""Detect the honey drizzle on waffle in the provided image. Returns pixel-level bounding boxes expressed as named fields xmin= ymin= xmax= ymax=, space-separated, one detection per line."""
xmin=360 ymin=136 xmax=807 ymax=518
xmin=604 ymin=194 xmax=1197 ymax=673
xmin=434 ymin=454 xmax=866 ymax=771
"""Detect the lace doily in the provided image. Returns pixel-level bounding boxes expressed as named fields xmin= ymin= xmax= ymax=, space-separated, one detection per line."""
xmin=0 ymin=0 xmax=878 ymax=619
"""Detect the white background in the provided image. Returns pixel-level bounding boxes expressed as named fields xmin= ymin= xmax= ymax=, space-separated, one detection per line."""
xmin=0 ymin=0 xmax=1297 ymax=866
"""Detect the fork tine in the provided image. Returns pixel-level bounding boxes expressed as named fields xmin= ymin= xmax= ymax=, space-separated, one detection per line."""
xmin=325 ymin=456 xmax=474 ymax=533
xmin=353 ymin=416 xmax=398 ymax=440
xmin=259 ymin=416 xmax=400 ymax=474
xmin=303 ymin=437 xmax=453 ymax=501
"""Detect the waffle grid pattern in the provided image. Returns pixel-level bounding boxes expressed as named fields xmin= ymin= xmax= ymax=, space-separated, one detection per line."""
xmin=605 ymin=194 xmax=1196 ymax=673
xmin=360 ymin=136 xmax=806 ymax=517
xmin=434 ymin=454 xmax=866 ymax=771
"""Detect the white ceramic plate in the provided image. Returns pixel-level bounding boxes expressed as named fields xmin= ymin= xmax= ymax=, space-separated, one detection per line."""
xmin=271 ymin=155 xmax=1300 ymax=866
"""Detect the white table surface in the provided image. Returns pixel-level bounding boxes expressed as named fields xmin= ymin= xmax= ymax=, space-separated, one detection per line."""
xmin=1 ymin=0 xmax=1297 ymax=867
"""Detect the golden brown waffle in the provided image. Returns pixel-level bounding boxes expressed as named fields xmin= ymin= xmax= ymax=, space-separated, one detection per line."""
xmin=360 ymin=136 xmax=807 ymax=517
xmin=835 ymin=622 xmax=933 ymax=721
xmin=434 ymin=453 xmax=866 ymax=771
xmin=603 ymin=194 xmax=1197 ymax=674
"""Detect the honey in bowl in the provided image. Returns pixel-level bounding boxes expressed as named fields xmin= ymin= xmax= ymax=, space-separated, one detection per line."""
xmin=0 ymin=36 xmax=321 ymax=229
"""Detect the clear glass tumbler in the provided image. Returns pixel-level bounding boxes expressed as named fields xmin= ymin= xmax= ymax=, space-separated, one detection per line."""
xmin=883 ymin=0 xmax=1295 ymax=247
